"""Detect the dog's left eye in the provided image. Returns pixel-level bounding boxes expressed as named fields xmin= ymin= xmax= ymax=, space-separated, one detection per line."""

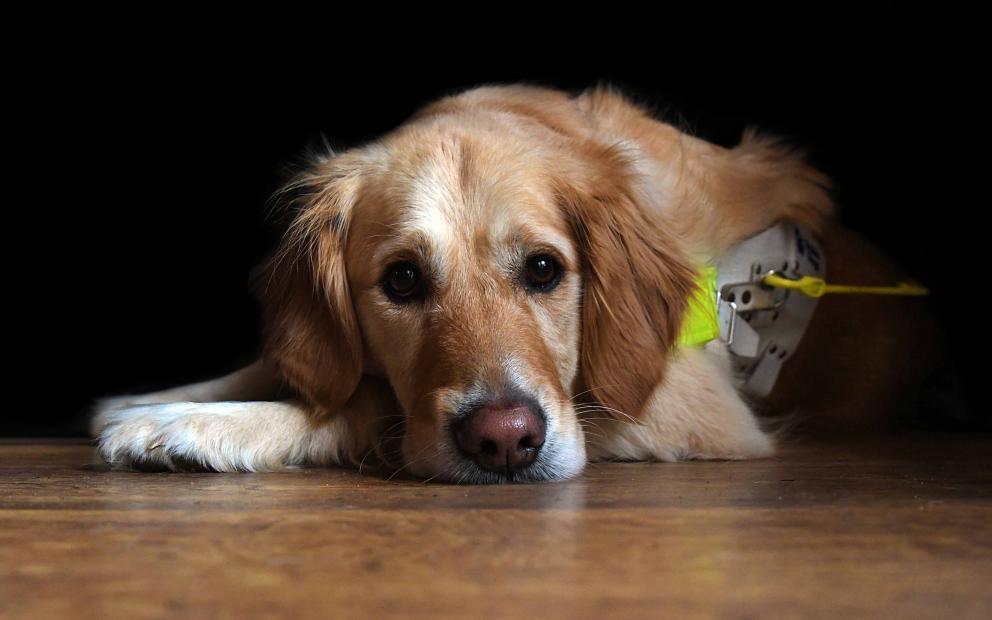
xmin=523 ymin=254 xmax=563 ymax=292
xmin=382 ymin=262 xmax=423 ymax=302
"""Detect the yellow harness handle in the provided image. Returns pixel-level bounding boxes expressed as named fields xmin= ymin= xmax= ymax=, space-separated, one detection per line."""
xmin=762 ymin=273 xmax=929 ymax=298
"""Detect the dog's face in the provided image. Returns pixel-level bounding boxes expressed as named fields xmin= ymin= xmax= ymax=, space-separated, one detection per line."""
xmin=348 ymin=132 xmax=587 ymax=483
xmin=259 ymin=94 xmax=696 ymax=482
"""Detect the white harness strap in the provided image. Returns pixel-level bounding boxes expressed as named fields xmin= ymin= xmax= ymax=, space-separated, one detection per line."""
xmin=715 ymin=223 xmax=825 ymax=397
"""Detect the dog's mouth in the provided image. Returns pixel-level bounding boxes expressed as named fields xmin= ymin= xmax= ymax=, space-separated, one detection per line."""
xmin=376 ymin=380 xmax=588 ymax=484
xmin=390 ymin=409 xmax=586 ymax=484
xmin=434 ymin=440 xmax=582 ymax=484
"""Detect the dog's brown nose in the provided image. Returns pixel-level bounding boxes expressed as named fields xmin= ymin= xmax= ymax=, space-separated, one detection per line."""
xmin=452 ymin=404 xmax=546 ymax=473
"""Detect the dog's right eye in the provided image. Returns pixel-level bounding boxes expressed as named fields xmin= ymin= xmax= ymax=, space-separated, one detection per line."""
xmin=523 ymin=254 xmax=563 ymax=293
xmin=382 ymin=262 xmax=423 ymax=302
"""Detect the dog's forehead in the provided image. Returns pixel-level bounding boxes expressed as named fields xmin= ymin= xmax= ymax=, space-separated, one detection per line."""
xmin=369 ymin=135 xmax=572 ymax=261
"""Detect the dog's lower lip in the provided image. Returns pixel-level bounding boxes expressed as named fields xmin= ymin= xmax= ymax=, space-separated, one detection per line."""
xmin=441 ymin=460 xmax=559 ymax=484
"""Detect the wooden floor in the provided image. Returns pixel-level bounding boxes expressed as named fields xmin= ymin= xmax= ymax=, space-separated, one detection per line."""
xmin=1 ymin=435 xmax=990 ymax=619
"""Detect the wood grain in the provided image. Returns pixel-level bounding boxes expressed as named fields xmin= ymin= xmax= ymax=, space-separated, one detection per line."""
xmin=1 ymin=434 xmax=990 ymax=619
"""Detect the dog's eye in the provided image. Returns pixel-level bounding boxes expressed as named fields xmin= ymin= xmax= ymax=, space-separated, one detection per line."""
xmin=382 ymin=262 xmax=423 ymax=302
xmin=524 ymin=254 xmax=562 ymax=292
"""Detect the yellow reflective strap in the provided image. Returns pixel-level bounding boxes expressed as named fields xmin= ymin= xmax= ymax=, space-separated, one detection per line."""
xmin=678 ymin=266 xmax=721 ymax=347
xmin=762 ymin=273 xmax=929 ymax=298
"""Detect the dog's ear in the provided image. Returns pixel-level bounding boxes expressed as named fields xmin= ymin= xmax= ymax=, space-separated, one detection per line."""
xmin=254 ymin=154 xmax=366 ymax=419
xmin=555 ymin=144 xmax=697 ymax=421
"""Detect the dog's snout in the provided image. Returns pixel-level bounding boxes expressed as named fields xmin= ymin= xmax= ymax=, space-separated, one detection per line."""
xmin=453 ymin=404 xmax=546 ymax=473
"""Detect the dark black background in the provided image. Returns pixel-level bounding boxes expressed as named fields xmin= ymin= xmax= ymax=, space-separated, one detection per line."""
xmin=7 ymin=6 xmax=983 ymax=435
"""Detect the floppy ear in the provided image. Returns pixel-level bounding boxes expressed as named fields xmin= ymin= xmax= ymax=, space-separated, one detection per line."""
xmin=556 ymin=144 xmax=697 ymax=421
xmin=254 ymin=155 xmax=365 ymax=419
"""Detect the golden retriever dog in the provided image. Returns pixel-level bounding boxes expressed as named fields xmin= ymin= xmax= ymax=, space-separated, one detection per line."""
xmin=92 ymin=85 xmax=939 ymax=482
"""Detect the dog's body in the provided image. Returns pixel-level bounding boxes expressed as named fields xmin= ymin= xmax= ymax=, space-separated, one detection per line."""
xmin=93 ymin=85 xmax=939 ymax=482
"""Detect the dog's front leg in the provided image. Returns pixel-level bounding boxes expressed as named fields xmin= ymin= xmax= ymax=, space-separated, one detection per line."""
xmin=94 ymin=397 xmax=389 ymax=473
xmin=583 ymin=347 xmax=774 ymax=462
xmin=92 ymin=365 xmax=402 ymax=473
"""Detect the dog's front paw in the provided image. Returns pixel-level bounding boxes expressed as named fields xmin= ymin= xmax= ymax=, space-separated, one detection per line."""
xmin=96 ymin=404 xmax=213 ymax=472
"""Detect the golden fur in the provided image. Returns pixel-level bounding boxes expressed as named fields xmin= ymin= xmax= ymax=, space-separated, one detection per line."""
xmin=92 ymin=84 xmax=932 ymax=482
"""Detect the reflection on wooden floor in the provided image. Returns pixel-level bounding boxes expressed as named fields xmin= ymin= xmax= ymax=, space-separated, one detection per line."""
xmin=1 ymin=434 xmax=990 ymax=618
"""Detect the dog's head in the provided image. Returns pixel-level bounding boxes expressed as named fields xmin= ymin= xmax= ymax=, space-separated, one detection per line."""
xmin=258 ymin=87 xmax=696 ymax=482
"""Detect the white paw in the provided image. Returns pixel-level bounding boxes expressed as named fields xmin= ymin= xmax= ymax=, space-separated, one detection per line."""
xmin=96 ymin=403 xmax=217 ymax=472
xmin=94 ymin=401 xmax=315 ymax=472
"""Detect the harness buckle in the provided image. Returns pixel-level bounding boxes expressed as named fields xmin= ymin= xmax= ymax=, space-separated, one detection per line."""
xmin=718 ymin=272 xmax=788 ymax=346
xmin=716 ymin=223 xmax=825 ymax=397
